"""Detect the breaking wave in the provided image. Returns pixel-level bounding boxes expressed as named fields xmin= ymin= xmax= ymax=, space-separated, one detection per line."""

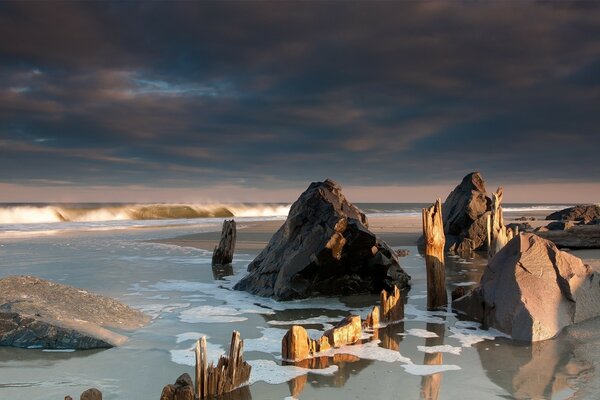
xmin=0 ymin=203 xmax=291 ymax=225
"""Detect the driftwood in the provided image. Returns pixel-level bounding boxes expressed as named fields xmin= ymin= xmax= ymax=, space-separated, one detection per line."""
xmin=422 ymin=199 xmax=447 ymax=310
xmin=197 ymin=332 xmax=251 ymax=398
xmin=181 ymin=332 xmax=251 ymax=399
xmin=487 ymin=187 xmax=515 ymax=258
xmin=281 ymin=315 xmax=363 ymax=361
xmin=364 ymin=285 xmax=403 ymax=328
xmin=212 ymin=220 xmax=236 ymax=266
xmin=283 ymin=286 xmax=404 ymax=361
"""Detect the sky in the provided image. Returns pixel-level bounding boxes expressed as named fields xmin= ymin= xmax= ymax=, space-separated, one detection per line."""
xmin=1 ymin=1 xmax=599 ymax=203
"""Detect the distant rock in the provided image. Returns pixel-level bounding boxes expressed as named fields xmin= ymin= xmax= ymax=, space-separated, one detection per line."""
xmin=233 ymin=179 xmax=410 ymax=300
xmin=441 ymin=172 xmax=492 ymax=252
xmin=506 ymin=222 xmax=533 ymax=233
xmin=515 ymin=216 xmax=535 ymax=221
xmin=453 ymin=233 xmax=600 ymax=341
xmin=546 ymin=221 xmax=576 ymax=231
xmin=545 ymin=205 xmax=600 ymax=223
xmin=0 ymin=275 xmax=150 ymax=349
xmin=537 ymin=225 xmax=600 ymax=249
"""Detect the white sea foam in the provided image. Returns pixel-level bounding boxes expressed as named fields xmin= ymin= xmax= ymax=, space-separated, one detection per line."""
xmin=402 ymin=364 xmax=461 ymax=375
xmin=417 ymin=345 xmax=462 ymax=355
xmin=449 ymin=321 xmax=510 ymax=347
xmin=179 ymin=305 xmax=248 ymax=323
xmin=170 ymin=342 xmax=225 ymax=366
xmin=317 ymin=340 xmax=412 ymax=364
xmin=267 ymin=316 xmax=341 ymax=326
xmin=247 ymin=360 xmax=338 ymax=385
xmin=452 ymin=281 xmax=478 ymax=287
xmin=175 ymin=332 xmax=209 ymax=344
xmin=244 ymin=327 xmax=286 ymax=355
xmin=402 ymin=329 xmax=439 ymax=338
xmin=135 ymin=303 xmax=190 ymax=319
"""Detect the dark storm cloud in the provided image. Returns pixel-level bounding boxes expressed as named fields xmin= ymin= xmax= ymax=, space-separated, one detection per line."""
xmin=1 ymin=0 xmax=600 ymax=191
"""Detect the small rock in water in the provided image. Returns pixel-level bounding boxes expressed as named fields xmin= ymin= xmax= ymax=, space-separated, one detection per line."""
xmin=80 ymin=388 xmax=102 ymax=400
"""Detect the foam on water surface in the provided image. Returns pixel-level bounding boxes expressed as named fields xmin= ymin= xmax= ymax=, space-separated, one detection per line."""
xmin=402 ymin=329 xmax=440 ymax=338
xmin=417 ymin=345 xmax=462 ymax=355
xmin=402 ymin=364 xmax=461 ymax=375
xmin=175 ymin=332 xmax=209 ymax=344
xmin=247 ymin=360 xmax=338 ymax=385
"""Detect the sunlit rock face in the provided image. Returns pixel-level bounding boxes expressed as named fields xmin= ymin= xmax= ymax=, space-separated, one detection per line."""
xmin=234 ymin=179 xmax=410 ymax=300
xmin=453 ymin=233 xmax=600 ymax=341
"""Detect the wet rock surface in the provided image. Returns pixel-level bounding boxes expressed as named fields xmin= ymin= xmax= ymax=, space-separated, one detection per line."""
xmin=234 ymin=179 xmax=410 ymax=300
xmin=0 ymin=275 xmax=150 ymax=349
xmin=441 ymin=172 xmax=492 ymax=252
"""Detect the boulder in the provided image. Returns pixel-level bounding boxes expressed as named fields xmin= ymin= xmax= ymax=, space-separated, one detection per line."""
xmin=80 ymin=389 xmax=102 ymax=400
xmin=160 ymin=373 xmax=194 ymax=400
xmin=233 ymin=179 xmax=410 ymax=300
xmin=545 ymin=205 xmax=600 ymax=223
xmin=453 ymin=233 xmax=600 ymax=341
xmin=0 ymin=275 xmax=150 ymax=349
xmin=441 ymin=172 xmax=492 ymax=251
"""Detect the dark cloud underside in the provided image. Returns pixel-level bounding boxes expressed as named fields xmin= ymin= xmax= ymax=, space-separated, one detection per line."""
xmin=1 ymin=1 xmax=599 ymax=194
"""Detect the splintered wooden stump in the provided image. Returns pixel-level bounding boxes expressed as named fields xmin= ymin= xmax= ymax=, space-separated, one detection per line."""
xmin=324 ymin=315 xmax=362 ymax=348
xmin=487 ymin=187 xmax=513 ymax=259
xmin=193 ymin=331 xmax=251 ymax=399
xmin=422 ymin=199 xmax=448 ymax=310
xmin=364 ymin=285 xmax=404 ymax=329
xmin=282 ymin=325 xmax=331 ymax=361
xmin=281 ymin=314 xmax=362 ymax=362
xmin=212 ymin=219 xmax=236 ymax=266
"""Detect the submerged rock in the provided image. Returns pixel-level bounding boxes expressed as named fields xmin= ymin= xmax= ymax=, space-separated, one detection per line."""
xmin=453 ymin=233 xmax=600 ymax=341
xmin=0 ymin=275 xmax=150 ymax=349
xmin=441 ymin=172 xmax=492 ymax=252
xmin=233 ymin=179 xmax=410 ymax=300
xmin=537 ymin=225 xmax=600 ymax=249
xmin=160 ymin=373 xmax=194 ymax=400
xmin=546 ymin=205 xmax=600 ymax=223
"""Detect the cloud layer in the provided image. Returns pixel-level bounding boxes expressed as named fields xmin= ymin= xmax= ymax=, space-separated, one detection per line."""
xmin=1 ymin=1 xmax=599 ymax=200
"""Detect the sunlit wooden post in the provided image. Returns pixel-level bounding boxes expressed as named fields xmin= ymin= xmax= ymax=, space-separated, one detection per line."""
xmin=488 ymin=187 xmax=512 ymax=259
xmin=422 ymin=199 xmax=447 ymax=310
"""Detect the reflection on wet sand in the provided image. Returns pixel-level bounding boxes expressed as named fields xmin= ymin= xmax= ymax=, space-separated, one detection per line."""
xmin=420 ymin=322 xmax=446 ymax=400
xmin=212 ymin=263 xmax=234 ymax=280
xmin=476 ymin=335 xmax=593 ymax=399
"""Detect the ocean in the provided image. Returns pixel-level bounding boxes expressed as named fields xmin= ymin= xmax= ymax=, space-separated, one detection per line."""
xmin=1 ymin=203 xmax=598 ymax=399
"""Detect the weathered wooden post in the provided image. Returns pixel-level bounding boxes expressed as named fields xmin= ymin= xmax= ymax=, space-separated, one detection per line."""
xmin=422 ymin=199 xmax=447 ymax=310
xmin=193 ymin=331 xmax=251 ymax=399
xmin=212 ymin=219 xmax=236 ymax=266
xmin=488 ymin=187 xmax=512 ymax=259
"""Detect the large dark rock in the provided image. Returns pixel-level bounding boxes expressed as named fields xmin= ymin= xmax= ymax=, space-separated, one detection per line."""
xmin=441 ymin=172 xmax=491 ymax=251
xmin=453 ymin=233 xmax=600 ymax=341
xmin=0 ymin=275 xmax=150 ymax=349
xmin=233 ymin=179 xmax=410 ymax=300
xmin=545 ymin=205 xmax=600 ymax=223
